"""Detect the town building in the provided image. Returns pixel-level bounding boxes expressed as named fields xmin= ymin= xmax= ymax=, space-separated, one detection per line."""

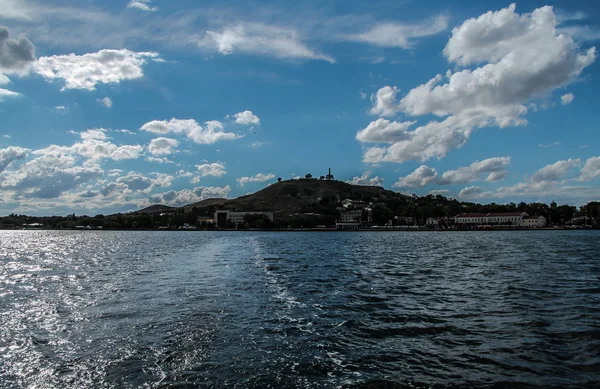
xmin=214 ymin=210 xmax=274 ymax=227
xmin=455 ymin=212 xmax=529 ymax=226
xmin=522 ymin=215 xmax=547 ymax=228
xmin=341 ymin=209 xmax=363 ymax=223
xmin=426 ymin=218 xmax=439 ymax=226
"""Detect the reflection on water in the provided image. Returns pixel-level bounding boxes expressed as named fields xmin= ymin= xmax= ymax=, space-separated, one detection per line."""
xmin=1 ymin=230 xmax=599 ymax=388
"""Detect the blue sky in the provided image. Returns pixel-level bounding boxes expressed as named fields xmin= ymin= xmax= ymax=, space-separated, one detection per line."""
xmin=0 ymin=0 xmax=599 ymax=216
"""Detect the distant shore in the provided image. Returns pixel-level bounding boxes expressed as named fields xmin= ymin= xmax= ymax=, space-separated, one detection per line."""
xmin=9 ymin=225 xmax=587 ymax=233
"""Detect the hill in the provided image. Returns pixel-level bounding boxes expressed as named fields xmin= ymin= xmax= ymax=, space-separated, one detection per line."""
xmin=182 ymin=179 xmax=409 ymax=219
xmin=137 ymin=204 xmax=176 ymax=214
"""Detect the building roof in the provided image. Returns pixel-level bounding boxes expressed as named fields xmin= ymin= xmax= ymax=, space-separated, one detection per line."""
xmin=523 ymin=215 xmax=544 ymax=220
xmin=456 ymin=212 xmax=526 ymax=218
xmin=456 ymin=213 xmax=488 ymax=218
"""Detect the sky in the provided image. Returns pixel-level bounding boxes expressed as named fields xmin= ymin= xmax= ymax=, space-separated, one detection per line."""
xmin=0 ymin=0 xmax=599 ymax=216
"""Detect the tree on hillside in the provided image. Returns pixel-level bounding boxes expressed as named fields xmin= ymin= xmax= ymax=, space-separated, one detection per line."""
xmin=277 ymin=177 xmax=282 ymax=182
xmin=305 ymin=173 xmax=312 ymax=179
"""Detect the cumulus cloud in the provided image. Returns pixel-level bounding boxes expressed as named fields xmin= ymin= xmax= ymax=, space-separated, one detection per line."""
xmin=115 ymin=171 xmax=173 ymax=193
xmin=140 ymin=118 xmax=240 ymax=144
xmin=234 ymin=110 xmax=260 ymax=125
xmin=369 ymin=86 xmax=399 ymax=117
xmin=346 ymin=171 xmax=384 ymax=187
xmin=458 ymin=185 xmax=491 ymax=199
xmin=393 ymin=165 xmax=438 ymax=188
xmin=236 ymin=172 xmax=276 ymax=186
xmin=428 ymin=189 xmax=450 ymax=196
xmin=561 ymin=93 xmax=574 ymax=105
xmin=0 ymin=154 xmax=103 ymax=198
xmin=0 ymin=146 xmax=30 ymax=172
xmin=0 ymin=26 xmax=35 ymax=74
xmin=196 ymin=162 xmax=226 ymax=177
xmin=34 ymin=49 xmax=161 ymax=90
xmin=127 ymin=0 xmax=157 ymax=12
xmin=97 ymin=96 xmax=112 ymax=108
xmin=202 ymin=23 xmax=334 ymax=63
xmin=148 ymin=137 xmax=178 ymax=156
xmin=360 ymin=4 xmax=597 ymax=164
xmin=393 ymin=157 xmax=511 ymax=188
xmin=579 ymin=156 xmax=600 ymax=182
xmin=345 ymin=15 xmax=449 ymax=49
xmin=498 ymin=158 xmax=581 ymax=196
xmin=438 ymin=157 xmax=511 ymax=184
xmin=356 ymin=118 xmax=415 ymax=143
xmin=150 ymin=185 xmax=231 ymax=206
xmin=33 ymin=128 xmax=143 ymax=161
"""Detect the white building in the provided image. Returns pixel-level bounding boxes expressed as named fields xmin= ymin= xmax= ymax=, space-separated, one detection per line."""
xmin=341 ymin=210 xmax=362 ymax=223
xmin=426 ymin=218 xmax=439 ymax=226
xmin=214 ymin=210 xmax=274 ymax=227
xmin=522 ymin=215 xmax=547 ymax=228
xmin=455 ymin=212 xmax=529 ymax=226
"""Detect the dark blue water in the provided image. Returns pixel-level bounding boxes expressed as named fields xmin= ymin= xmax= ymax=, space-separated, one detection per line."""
xmin=0 ymin=230 xmax=599 ymax=388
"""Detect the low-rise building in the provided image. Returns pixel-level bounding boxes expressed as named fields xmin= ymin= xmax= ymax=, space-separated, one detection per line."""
xmin=214 ymin=210 xmax=274 ymax=227
xmin=522 ymin=215 xmax=547 ymax=228
xmin=426 ymin=218 xmax=439 ymax=226
xmin=341 ymin=210 xmax=362 ymax=223
xmin=455 ymin=212 xmax=529 ymax=226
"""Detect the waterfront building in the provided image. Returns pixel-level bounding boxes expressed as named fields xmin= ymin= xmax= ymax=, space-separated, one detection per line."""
xmin=214 ymin=210 xmax=274 ymax=227
xmin=522 ymin=215 xmax=547 ymax=228
xmin=426 ymin=218 xmax=439 ymax=226
xmin=341 ymin=210 xmax=362 ymax=223
xmin=455 ymin=212 xmax=529 ymax=226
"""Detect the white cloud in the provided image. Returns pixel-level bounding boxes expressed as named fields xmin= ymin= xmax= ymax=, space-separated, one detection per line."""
xmin=52 ymin=105 xmax=68 ymax=113
xmin=234 ymin=110 xmax=260 ymax=125
xmin=539 ymin=141 xmax=560 ymax=148
xmin=346 ymin=171 xmax=384 ymax=187
xmin=145 ymin=156 xmax=174 ymax=164
xmin=97 ymin=96 xmax=112 ymax=108
xmin=347 ymin=15 xmax=448 ymax=49
xmin=0 ymin=87 xmax=19 ymax=101
xmin=0 ymin=146 xmax=30 ymax=172
xmin=362 ymin=4 xmax=597 ymax=164
xmin=34 ymin=49 xmax=161 ymax=90
xmin=0 ymin=26 xmax=36 ymax=74
xmin=393 ymin=157 xmax=510 ymax=188
xmin=438 ymin=157 xmax=511 ymax=185
xmin=148 ymin=137 xmax=179 ymax=156
xmin=127 ymin=0 xmax=157 ymax=12
xmin=202 ymin=23 xmax=334 ymax=63
xmin=394 ymin=165 xmax=438 ymax=188
xmin=0 ymin=154 xmax=103 ymax=198
xmin=578 ymin=156 xmax=600 ymax=182
xmin=458 ymin=185 xmax=491 ymax=199
xmin=360 ymin=92 xmax=367 ymax=100
xmin=150 ymin=185 xmax=231 ymax=206
xmin=369 ymin=86 xmax=399 ymax=117
xmin=0 ymin=73 xmax=10 ymax=84
xmin=33 ymin=129 xmax=143 ymax=161
xmin=140 ymin=118 xmax=240 ymax=144
xmin=236 ymin=172 xmax=276 ymax=186
xmin=498 ymin=158 xmax=581 ymax=196
xmin=428 ymin=189 xmax=449 ymax=196
xmin=115 ymin=171 xmax=173 ymax=193
xmin=110 ymin=145 xmax=143 ymax=160
xmin=250 ymin=141 xmax=264 ymax=149
xmin=196 ymin=162 xmax=226 ymax=177
xmin=116 ymin=172 xmax=152 ymax=191
xmin=561 ymin=93 xmax=575 ymax=105
xmin=356 ymin=118 xmax=415 ymax=143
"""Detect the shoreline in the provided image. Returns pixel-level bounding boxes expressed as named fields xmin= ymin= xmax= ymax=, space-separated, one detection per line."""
xmin=2 ymin=227 xmax=597 ymax=232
